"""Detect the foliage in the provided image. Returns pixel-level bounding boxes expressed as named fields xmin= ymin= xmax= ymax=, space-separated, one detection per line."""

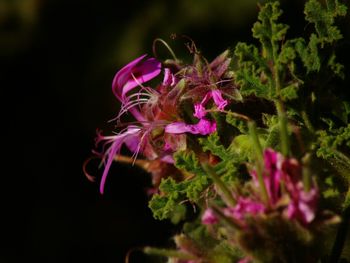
xmin=89 ymin=0 xmax=350 ymax=262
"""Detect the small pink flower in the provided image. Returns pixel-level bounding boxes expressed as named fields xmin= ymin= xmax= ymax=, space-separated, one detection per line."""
xmin=192 ymin=90 xmax=228 ymax=119
xmin=202 ymin=208 xmax=219 ymax=225
xmin=211 ymin=89 xmax=228 ymax=111
xmin=251 ymin=148 xmax=319 ymax=225
xmin=193 ymin=103 xmax=207 ymax=119
xmin=224 ymin=197 xmax=265 ymax=222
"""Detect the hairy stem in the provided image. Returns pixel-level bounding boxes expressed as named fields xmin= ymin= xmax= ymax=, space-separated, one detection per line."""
xmin=202 ymin=163 xmax=236 ymax=207
xmin=329 ymin=191 xmax=350 ymax=263
xmin=248 ymin=121 xmax=269 ymax=203
xmin=143 ymin=247 xmax=197 ymax=260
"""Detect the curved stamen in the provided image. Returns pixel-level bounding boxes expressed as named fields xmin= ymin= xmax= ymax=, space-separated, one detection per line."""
xmin=117 ymin=99 xmax=149 ymax=119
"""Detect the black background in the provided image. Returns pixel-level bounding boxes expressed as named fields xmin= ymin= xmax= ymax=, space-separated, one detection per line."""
xmin=2 ymin=0 xmax=349 ymax=262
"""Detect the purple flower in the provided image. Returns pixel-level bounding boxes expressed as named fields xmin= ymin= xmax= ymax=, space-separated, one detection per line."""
xmin=165 ymin=118 xmax=216 ymax=135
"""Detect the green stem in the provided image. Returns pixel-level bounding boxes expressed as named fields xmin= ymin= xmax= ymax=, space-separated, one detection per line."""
xmin=326 ymin=150 xmax=350 ymax=182
xmin=301 ymin=110 xmax=315 ymax=133
xmin=302 ymin=153 xmax=312 ymax=192
xmin=329 ymin=191 xmax=350 ymax=263
xmin=201 ymin=163 xmax=236 ymax=207
xmin=143 ymin=247 xmax=197 ymax=260
xmin=275 ymin=100 xmax=290 ymax=157
xmin=248 ymin=121 xmax=269 ymax=203
xmin=152 ymin=38 xmax=178 ymax=61
xmin=271 ymin=41 xmax=290 ymax=157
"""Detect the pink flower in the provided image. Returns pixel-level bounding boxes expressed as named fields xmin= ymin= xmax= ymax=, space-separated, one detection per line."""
xmin=252 ymin=148 xmax=319 ymax=225
xmin=165 ymin=118 xmax=217 ymax=135
xmin=211 ymin=89 xmax=228 ymax=110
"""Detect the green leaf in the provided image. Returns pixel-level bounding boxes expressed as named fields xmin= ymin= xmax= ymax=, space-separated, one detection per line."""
xmin=304 ymin=0 xmax=347 ymax=44
xmin=252 ymin=2 xmax=289 ymax=58
xmin=225 ymin=112 xmax=248 ymax=134
xmin=235 ymin=67 xmax=272 ymax=98
xmin=174 ymin=150 xmax=204 ymax=175
xmin=280 ymin=84 xmax=299 ymax=101
xmin=199 ymin=132 xmax=229 ymax=160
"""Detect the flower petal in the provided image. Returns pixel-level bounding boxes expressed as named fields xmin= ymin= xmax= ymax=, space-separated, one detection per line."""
xmin=211 ymin=89 xmax=228 ymax=111
xmin=162 ymin=68 xmax=176 ymax=86
xmin=165 ymin=118 xmax=216 ymax=135
xmin=193 ymin=103 xmax=207 ymax=119
xmin=98 ymin=126 xmax=141 ymax=194
xmin=112 ymin=55 xmax=161 ymax=101
xmin=202 ymin=208 xmax=219 ymax=225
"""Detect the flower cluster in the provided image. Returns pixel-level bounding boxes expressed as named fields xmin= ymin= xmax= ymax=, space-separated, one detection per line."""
xmin=91 ymin=50 xmax=235 ymax=193
xmin=202 ymin=148 xmax=319 ymax=227
xmin=86 ymin=1 xmax=350 ymax=262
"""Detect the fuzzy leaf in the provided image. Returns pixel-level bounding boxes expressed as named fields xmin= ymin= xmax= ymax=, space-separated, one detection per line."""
xmin=304 ymin=0 xmax=347 ymax=44
xmin=252 ymin=2 xmax=289 ymax=58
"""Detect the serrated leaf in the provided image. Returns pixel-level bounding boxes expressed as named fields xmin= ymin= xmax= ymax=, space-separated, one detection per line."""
xmin=199 ymin=132 xmax=229 ymax=160
xmin=280 ymin=84 xmax=299 ymax=101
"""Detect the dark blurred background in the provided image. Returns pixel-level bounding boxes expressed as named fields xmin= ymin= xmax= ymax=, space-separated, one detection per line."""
xmin=1 ymin=0 xmax=349 ymax=262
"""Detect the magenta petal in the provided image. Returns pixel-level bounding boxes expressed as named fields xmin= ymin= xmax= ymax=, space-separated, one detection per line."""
xmin=225 ymin=197 xmax=265 ymax=221
xmin=262 ymin=148 xmax=283 ymax=204
xmin=121 ymin=58 xmax=161 ymax=98
xmin=112 ymin=54 xmax=147 ymax=99
xmin=202 ymin=208 xmax=218 ymax=225
xmin=99 ymin=139 xmax=122 ymax=194
xmin=164 ymin=122 xmax=189 ymax=134
xmin=191 ymin=118 xmax=217 ymax=135
xmin=124 ymin=133 xmax=141 ymax=152
xmin=165 ymin=118 xmax=216 ymax=135
xmin=98 ymin=126 xmax=141 ymax=194
xmin=112 ymin=55 xmax=161 ymax=100
xmin=211 ymin=90 xmax=228 ymax=111
xmin=160 ymin=155 xmax=175 ymax=164
xmin=193 ymin=103 xmax=207 ymax=119
xmin=286 ymin=184 xmax=318 ymax=224
xmin=162 ymin=68 xmax=176 ymax=86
